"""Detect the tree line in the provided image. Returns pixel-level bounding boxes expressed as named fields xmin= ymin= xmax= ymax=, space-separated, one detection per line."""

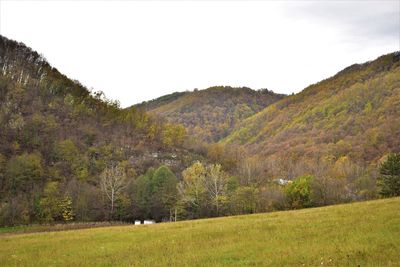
xmin=3 ymin=151 xmax=397 ymax=226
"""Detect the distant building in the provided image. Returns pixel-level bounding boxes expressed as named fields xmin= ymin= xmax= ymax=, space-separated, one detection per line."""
xmin=274 ymin=178 xmax=291 ymax=185
xmin=144 ymin=220 xmax=155 ymax=225
xmin=134 ymin=220 xmax=141 ymax=225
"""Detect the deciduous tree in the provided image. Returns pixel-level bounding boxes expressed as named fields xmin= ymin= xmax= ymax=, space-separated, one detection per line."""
xmin=205 ymin=164 xmax=228 ymax=216
xmin=285 ymin=175 xmax=314 ymax=209
xmin=178 ymin=161 xmax=206 ymax=218
xmin=100 ymin=165 xmax=127 ymax=217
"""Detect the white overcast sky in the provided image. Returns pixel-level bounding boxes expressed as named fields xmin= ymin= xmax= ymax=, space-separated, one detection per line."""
xmin=0 ymin=1 xmax=399 ymax=107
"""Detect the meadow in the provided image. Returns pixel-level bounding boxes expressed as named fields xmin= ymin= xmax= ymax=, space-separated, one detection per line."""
xmin=0 ymin=198 xmax=399 ymax=266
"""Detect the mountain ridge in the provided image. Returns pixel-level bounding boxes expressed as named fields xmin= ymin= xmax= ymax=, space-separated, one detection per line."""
xmin=223 ymin=51 xmax=400 ymax=163
xmin=137 ymin=86 xmax=286 ymax=142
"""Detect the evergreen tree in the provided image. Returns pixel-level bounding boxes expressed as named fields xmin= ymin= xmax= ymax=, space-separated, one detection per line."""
xmin=378 ymin=153 xmax=400 ymax=197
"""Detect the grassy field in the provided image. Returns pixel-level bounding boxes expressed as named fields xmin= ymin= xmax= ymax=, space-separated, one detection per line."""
xmin=0 ymin=198 xmax=399 ymax=266
xmin=0 ymin=221 xmax=129 ymax=235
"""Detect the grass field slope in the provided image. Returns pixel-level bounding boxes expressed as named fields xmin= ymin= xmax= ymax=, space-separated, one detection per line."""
xmin=1 ymin=198 xmax=399 ymax=266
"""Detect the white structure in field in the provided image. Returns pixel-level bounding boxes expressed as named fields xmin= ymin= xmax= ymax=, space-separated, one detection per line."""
xmin=274 ymin=178 xmax=291 ymax=185
xmin=134 ymin=220 xmax=141 ymax=225
xmin=144 ymin=220 xmax=155 ymax=225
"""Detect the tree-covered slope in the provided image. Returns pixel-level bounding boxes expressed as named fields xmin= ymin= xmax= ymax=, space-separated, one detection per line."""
xmin=0 ymin=35 xmax=200 ymax=225
xmin=2 ymin=34 xmax=398 ymax=228
xmin=224 ymin=52 xmax=400 ymax=163
xmin=137 ymin=86 xmax=286 ymax=142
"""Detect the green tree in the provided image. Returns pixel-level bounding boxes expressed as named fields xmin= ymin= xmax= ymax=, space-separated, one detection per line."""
xmin=178 ymin=161 xmax=207 ymax=218
xmin=227 ymin=175 xmax=239 ymax=193
xmin=54 ymin=139 xmax=79 ymax=163
xmin=230 ymin=186 xmax=259 ymax=214
xmin=378 ymin=153 xmax=400 ymax=197
xmin=161 ymin=124 xmax=186 ymax=148
xmin=151 ymin=165 xmax=178 ymax=221
xmin=6 ymin=153 xmax=44 ymax=192
xmin=38 ymin=182 xmax=62 ymax=223
xmin=133 ymin=168 xmax=155 ymax=219
xmin=0 ymin=154 xmax=6 ymax=190
xmin=53 ymin=139 xmax=80 ymax=178
xmin=285 ymin=175 xmax=314 ymax=209
xmin=114 ymin=194 xmax=131 ymax=221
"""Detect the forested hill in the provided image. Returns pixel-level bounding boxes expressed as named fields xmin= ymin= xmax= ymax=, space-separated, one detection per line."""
xmin=2 ymin=34 xmax=399 ymax=227
xmin=224 ymin=52 xmax=400 ymax=163
xmin=0 ymin=35 xmax=201 ymax=225
xmin=136 ymin=86 xmax=286 ymax=142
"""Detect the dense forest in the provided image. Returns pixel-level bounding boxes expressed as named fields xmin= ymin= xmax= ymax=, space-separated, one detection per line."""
xmin=137 ymin=86 xmax=285 ymax=142
xmin=224 ymin=52 xmax=400 ymax=162
xmin=0 ymin=35 xmax=399 ymax=226
xmin=0 ymin=35 xmax=200 ymax=225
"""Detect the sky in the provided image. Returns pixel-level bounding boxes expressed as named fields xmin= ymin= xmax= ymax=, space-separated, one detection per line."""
xmin=0 ymin=0 xmax=399 ymax=107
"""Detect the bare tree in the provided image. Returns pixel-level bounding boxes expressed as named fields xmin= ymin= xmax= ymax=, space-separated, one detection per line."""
xmin=100 ymin=165 xmax=126 ymax=216
xmin=205 ymin=164 xmax=228 ymax=216
xmin=237 ymin=157 xmax=265 ymax=185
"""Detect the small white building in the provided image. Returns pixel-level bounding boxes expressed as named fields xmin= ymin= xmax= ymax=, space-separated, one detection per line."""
xmin=143 ymin=220 xmax=155 ymax=225
xmin=274 ymin=178 xmax=291 ymax=185
xmin=134 ymin=220 xmax=141 ymax=225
